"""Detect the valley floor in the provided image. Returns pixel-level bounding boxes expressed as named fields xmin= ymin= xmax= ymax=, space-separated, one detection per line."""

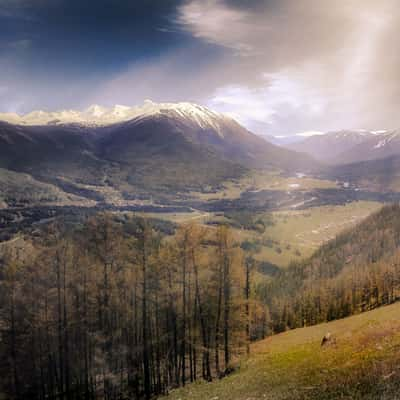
xmin=167 ymin=302 xmax=400 ymax=400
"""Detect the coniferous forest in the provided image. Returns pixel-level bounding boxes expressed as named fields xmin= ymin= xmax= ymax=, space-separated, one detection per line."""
xmin=0 ymin=215 xmax=266 ymax=399
xmin=2 ymin=205 xmax=400 ymax=399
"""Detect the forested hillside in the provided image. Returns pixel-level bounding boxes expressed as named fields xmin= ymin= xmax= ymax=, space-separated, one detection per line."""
xmin=260 ymin=204 xmax=400 ymax=332
xmin=2 ymin=204 xmax=400 ymax=399
xmin=0 ymin=215 xmax=266 ymax=399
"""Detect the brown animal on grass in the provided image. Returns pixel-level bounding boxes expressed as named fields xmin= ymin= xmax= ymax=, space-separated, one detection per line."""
xmin=321 ymin=332 xmax=332 ymax=347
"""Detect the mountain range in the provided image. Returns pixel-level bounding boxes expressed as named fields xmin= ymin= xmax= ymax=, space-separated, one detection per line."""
xmin=5 ymin=101 xmax=400 ymax=204
xmin=286 ymin=129 xmax=400 ymax=165
xmin=0 ymin=101 xmax=316 ymax=202
xmin=284 ymin=129 xmax=400 ymax=191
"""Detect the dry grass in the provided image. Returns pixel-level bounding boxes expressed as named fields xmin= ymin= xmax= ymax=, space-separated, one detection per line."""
xmin=166 ymin=302 xmax=400 ymax=400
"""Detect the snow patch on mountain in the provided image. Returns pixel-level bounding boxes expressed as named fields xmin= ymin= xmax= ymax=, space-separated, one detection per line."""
xmin=373 ymin=131 xmax=400 ymax=149
xmin=371 ymin=130 xmax=387 ymax=135
xmin=374 ymin=139 xmax=387 ymax=149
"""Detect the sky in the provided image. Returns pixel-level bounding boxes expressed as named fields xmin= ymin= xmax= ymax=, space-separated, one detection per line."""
xmin=0 ymin=0 xmax=399 ymax=135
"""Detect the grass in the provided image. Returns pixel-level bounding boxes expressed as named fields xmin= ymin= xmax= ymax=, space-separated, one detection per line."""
xmin=166 ymin=302 xmax=400 ymax=400
xmin=188 ymin=170 xmax=337 ymax=201
xmin=136 ymin=211 xmax=211 ymax=224
xmin=229 ymin=201 xmax=382 ymax=267
xmin=138 ymin=201 xmax=382 ymax=268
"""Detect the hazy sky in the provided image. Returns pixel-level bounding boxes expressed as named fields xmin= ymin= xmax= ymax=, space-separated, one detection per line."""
xmin=0 ymin=0 xmax=399 ymax=135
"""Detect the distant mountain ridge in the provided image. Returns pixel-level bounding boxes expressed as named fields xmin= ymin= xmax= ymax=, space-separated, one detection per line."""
xmin=287 ymin=129 xmax=400 ymax=165
xmin=287 ymin=130 xmax=379 ymax=163
xmin=334 ymin=130 xmax=400 ymax=164
xmin=283 ymin=128 xmax=400 ymax=192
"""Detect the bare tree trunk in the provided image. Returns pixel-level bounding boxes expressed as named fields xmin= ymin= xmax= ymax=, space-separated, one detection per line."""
xmin=215 ymin=247 xmax=223 ymax=377
xmin=245 ymin=257 xmax=252 ymax=355
xmin=62 ymin=250 xmax=71 ymax=398
xmin=223 ymin=254 xmax=231 ymax=370
xmin=9 ymin=274 xmax=20 ymax=399
xmin=140 ymin=224 xmax=151 ymax=400
xmin=83 ymin=261 xmax=90 ymax=398
xmin=192 ymin=248 xmax=212 ymax=381
xmin=56 ymin=252 xmax=64 ymax=399
xmin=180 ymin=232 xmax=188 ymax=386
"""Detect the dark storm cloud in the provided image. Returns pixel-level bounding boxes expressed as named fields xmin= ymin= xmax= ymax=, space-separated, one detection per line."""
xmin=0 ymin=0 xmax=187 ymax=111
xmin=0 ymin=0 xmax=184 ymax=56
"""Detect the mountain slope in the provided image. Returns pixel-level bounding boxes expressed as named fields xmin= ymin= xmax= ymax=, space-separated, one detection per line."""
xmin=97 ymin=106 xmax=317 ymax=169
xmin=334 ymin=129 xmax=400 ymax=164
xmin=1 ymin=101 xmax=318 ymax=171
xmin=0 ymin=119 xmax=243 ymax=195
xmin=288 ymin=129 xmax=400 ymax=166
xmin=287 ymin=130 xmax=379 ymax=163
xmin=97 ymin=113 xmax=246 ymax=191
xmin=0 ymin=102 xmax=318 ymax=196
xmin=0 ymin=121 xmax=107 ymax=184
xmin=167 ymin=302 xmax=400 ymax=400
xmin=167 ymin=205 xmax=400 ymax=399
xmin=0 ymin=168 xmax=90 ymax=208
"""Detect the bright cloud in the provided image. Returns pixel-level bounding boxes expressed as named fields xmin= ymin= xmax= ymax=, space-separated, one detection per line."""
xmin=174 ymin=0 xmax=400 ymax=134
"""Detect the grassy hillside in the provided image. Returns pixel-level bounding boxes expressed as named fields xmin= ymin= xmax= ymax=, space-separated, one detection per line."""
xmin=167 ymin=301 xmax=400 ymax=400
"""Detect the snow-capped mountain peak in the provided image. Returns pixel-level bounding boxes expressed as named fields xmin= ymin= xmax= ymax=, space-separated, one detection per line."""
xmin=0 ymin=101 xmax=232 ymax=129
xmin=287 ymin=128 xmax=400 ymax=164
xmin=85 ymin=104 xmax=108 ymax=118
